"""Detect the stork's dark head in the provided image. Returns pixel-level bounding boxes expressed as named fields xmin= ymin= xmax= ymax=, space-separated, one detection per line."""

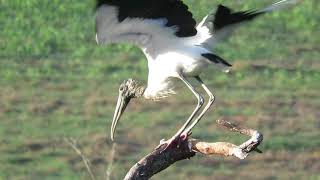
xmin=111 ymin=79 xmax=145 ymax=141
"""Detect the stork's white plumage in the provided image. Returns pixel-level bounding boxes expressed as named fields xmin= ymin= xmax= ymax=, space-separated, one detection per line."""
xmin=95 ymin=0 xmax=296 ymax=146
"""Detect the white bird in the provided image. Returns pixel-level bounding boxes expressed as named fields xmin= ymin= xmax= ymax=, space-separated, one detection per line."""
xmin=95 ymin=0 xmax=296 ymax=148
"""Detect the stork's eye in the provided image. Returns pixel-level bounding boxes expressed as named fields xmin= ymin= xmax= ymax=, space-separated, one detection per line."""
xmin=119 ymin=86 xmax=124 ymax=91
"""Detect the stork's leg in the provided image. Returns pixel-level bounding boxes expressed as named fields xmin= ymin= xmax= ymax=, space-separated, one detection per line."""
xmin=160 ymin=74 xmax=204 ymax=148
xmin=181 ymin=76 xmax=215 ymax=136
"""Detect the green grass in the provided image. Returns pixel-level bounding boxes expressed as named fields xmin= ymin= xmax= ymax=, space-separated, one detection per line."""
xmin=0 ymin=0 xmax=320 ymax=179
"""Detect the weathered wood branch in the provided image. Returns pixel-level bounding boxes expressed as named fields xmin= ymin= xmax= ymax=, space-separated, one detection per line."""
xmin=124 ymin=119 xmax=263 ymax=180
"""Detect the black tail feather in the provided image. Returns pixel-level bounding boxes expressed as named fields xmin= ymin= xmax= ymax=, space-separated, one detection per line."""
xmin=202 ymin=53 xmax=232 ymax=67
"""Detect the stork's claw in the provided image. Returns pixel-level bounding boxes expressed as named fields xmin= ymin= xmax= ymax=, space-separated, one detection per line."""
xmin=156 ymin=132 xmax=190 ymax=153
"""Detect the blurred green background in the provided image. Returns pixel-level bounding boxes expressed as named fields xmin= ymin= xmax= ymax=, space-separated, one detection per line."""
xmin=0 ymin=0 xmax=319 ymax=179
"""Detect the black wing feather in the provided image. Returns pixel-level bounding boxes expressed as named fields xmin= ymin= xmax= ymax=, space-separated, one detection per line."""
xmin=96 ymin=0 xmax=197 ymax=37
xmin=204 ymin=5 xmax=264 ymax=32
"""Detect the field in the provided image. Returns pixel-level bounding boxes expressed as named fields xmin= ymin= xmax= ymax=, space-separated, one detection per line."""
xmin=0 ymin=0 xmax=319 ymax=179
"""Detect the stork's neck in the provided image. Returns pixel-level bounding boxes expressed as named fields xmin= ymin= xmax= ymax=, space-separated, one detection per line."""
xmin=142 ymin=87 xmax=176 ymax=101
xmin=134 ymin=84 xmax=146 ymax=98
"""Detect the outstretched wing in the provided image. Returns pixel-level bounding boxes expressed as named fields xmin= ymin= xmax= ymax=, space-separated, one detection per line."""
xmin=196 ymin=5 xmax=263 ymax=48
xmin=197 ymin=0 xmax=297 ymax=47
xmin=205 ymin=5 xmax=263 ymax=34
xmin=95 ymin=0 xmax=197 ymax=54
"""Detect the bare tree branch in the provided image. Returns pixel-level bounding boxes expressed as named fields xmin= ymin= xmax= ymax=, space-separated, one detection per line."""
xmin=65 ymin=120 xmax=263 ymax=180
xmin=65 ymin=137 xmax=96 ymax=180
xmin=124 ymin=119 xmax=263 ymax=180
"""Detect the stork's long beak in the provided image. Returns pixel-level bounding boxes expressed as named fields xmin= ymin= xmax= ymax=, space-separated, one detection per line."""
xmin=111 ymin=94 xmax=131 ymax=141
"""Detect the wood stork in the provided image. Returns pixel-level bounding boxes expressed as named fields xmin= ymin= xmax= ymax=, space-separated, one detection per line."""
xmin=95 ymin=0 xmax=296 ymax=147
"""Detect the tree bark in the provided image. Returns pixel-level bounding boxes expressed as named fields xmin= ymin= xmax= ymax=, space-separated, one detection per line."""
xmin=124 ymin=141 xmax=195 ymax=180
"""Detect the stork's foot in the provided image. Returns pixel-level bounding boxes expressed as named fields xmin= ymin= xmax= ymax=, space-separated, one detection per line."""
xmin=157 ymin=132 xmax=191 ymax=152
xmin=157 ymin=137 xmax=181 ymax=152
